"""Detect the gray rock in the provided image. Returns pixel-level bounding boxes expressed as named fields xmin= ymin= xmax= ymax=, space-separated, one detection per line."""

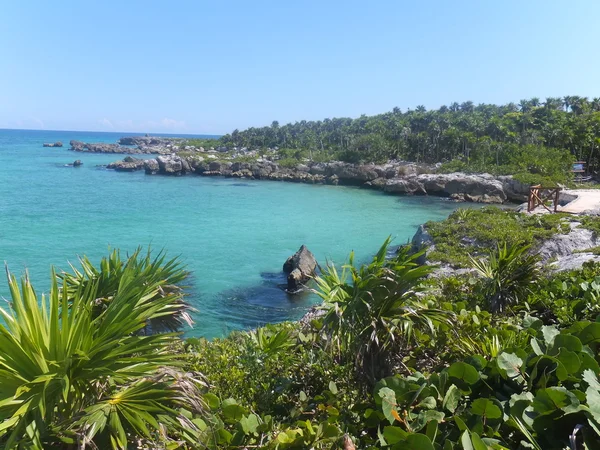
xmin=410 ymin=225 xmax=435 ymax=264
xmin=283 ymin=245 xmax=318 ymax=292
xmin=537 ymin=222 xmax=600 ymax=271
xmin=384 ymin=178 xmax=426 ymax=194
xmin=144 ymin=159 xmax=160 ymax=174
xmin=107 ymin=157 xmax=145 ymax=172
xmin=43 ymin=141 xmax=63 ymax=148
xmin=156 ymin=155 xmax=184 ymax=175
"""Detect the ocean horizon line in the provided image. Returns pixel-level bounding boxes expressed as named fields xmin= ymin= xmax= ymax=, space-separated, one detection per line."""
xmin=0 ymin=127 xmax=222 ymax=138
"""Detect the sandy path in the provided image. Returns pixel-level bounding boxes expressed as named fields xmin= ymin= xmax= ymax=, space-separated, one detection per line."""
xmin=559 ymin=189 xmax=600 ymax=213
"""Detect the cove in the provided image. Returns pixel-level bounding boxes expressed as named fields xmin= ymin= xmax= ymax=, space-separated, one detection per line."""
xmin=0 ymin=130 xmax=463 ymax=338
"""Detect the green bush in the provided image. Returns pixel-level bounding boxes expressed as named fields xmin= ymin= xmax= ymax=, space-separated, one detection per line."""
xmin=426 ymin=207 xmax=571 ymax=266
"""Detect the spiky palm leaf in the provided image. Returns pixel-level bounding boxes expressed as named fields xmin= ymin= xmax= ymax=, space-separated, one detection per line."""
xmin=59 ymin=248 xmax=192 ymax=333
xmin=470 ymin=242 xmax=541 ymax=313
xmin=314 ymin=237 xmax=453 ymax=380
xmin=0 ymin=260 xmax=203 ymax=449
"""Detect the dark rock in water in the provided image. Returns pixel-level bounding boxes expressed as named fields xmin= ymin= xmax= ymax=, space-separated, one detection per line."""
xmin=283 ymin=245 xmax=317 ymax=293
xmin=72 ymin=160 xmax=83 ymax=167
xmin=43 ymin=141 xmax=63 ymax=148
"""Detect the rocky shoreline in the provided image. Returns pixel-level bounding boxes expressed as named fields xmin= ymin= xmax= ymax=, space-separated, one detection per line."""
xmin=104 ymin=154 xmax=535 ymax=204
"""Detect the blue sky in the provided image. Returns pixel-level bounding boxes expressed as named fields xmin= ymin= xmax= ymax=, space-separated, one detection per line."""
xmin=1 ymin=0 xmax=599 ymax=135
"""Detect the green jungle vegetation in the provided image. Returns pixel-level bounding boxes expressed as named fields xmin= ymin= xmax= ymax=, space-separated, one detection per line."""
xmin=2 ymin=209 xmax=600 ymax=449
xmin=181 ymin=96 xmax=600 ymax=186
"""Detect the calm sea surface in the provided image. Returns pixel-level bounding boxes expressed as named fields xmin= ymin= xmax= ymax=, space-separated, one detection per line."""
xmin=0 ymin=129 xmax=462 ymax=337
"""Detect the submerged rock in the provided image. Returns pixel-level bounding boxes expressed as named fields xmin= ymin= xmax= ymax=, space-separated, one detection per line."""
xmin=283 ymin=245 xmax=317 ymax=293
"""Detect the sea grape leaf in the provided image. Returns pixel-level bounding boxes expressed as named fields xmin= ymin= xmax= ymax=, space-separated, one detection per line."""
xmin=583 ymin=369 xmax=600 ymax=391
xmin=522 ymin=315 xmax=542 ymax=330
xmin=222 ymin=398 xmax=246 ymax=421
xmin=411 ymin=410 xmax=445 ymax=432
xmin=542 ymin=326 xmax=560 ymax=346
xmin=417 ymin=396 xmax=437 ymax=410
xmin=239 ymin=414 xmax=259 ymax=435
xmin=203 ymin=393 xmax=220 ymax=410
xmin=530 ymin=338 xmax=545 ymax=356
xmin=586 ymin=387 xmax=600 ymax=423
xmin=394 ymin=433 xmax=435 ymax=450
xmin=533 ymin=387 xmax=579 ymax=415
xmin=382 ymin=426 xmax=407 ymax=445
xmin=465 ymin=355 xmax=487 ymax=371
xmin=448 ymin=362 xmax=480 ymax=385
xmin=443 ymin=384 xmax=461 ymax=413
xmin=328 ymin=381 xmax=338 ymax=395
xmin=556 ymin=348 xmax=581 ymax=374
xmin=578 ymin=322 xmax=600 ymax=345
xmin=580 ymin=352 xmax=600 ymax=374
xmin=471 ymin=398 xmax=503 ymax=420
xmin=497 ymin=352 xmax=523 ymax=379
xmin=379 ymin=387 xmax=398 ymax=425
xmin=553 ymin=334 xmax=583 ymax=353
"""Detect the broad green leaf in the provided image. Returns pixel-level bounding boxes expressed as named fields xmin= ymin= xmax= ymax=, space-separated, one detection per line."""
xmin=542 ymin=326 xmax=560 ymax=346
xmin=553 ymin=334 xmax=583 ymax=353
xmin=397 ymin=433 xmax=435 ymax=450
xmin=411 ymin=410 xmax=445 ymax=432
xmin=203 ymin=393 xmax=220 ymax=410
xmin=583 ymin=369 xmax=600 ymax=391
xmin=448 ymin=362 xmax=480 ymax=385
xmin=471 ymin=398 xmax=503 ymax=420
xmin=379 ymin=387 xmax=399 ymax=425
xmin=578 ymin=322 xmax=600 ymax=345
xmin=533 ymin=387 xmax=579 ymax=415
xmin=417 ymin=396 xmax=437 ymax=409
xmin=328 ymin=381 xmax=338 ymax=395
xmin=497 ymin=352 xmax=523 ymax=379
xmin=556 ymin=348 xmax=580 ymax=374
xmin=383 ymin=426 xmax=407 ymax=444
xmin=239 ymin=414 xmax=259 ymax=435
xmin=443 ymin=384 xmax=461 ymax=413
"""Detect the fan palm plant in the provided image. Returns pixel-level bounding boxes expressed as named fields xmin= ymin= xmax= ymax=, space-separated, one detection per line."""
xmin=0 ymin=256 xmax=203 ymax=449
xmin=314 ymin=238 xmax=452 ymax=381
xmin=59 ymin=248 xmax=192 ymax=333
xmin=470 ymin=242 xmax=541 ymax=313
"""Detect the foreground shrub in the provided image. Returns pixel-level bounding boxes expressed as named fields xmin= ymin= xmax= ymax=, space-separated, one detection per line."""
xmin=0 ymin=252 xmax=203 ymax=449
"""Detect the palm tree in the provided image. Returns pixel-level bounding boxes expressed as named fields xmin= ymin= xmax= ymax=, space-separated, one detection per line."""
xmin=470 ymin=243 xmax=541 ymax=313
xmin=314 ymin=238 xmax=452 ymax=381
xmin=0 ymin=253 xmax=203 ymax=449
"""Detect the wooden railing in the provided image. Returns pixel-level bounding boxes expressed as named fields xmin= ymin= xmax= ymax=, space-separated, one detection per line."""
xmin=528 ymin=185 xmax=560 ymax=213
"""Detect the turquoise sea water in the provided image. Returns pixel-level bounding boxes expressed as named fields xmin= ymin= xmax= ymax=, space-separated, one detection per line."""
xmin=0 ymin=129 xmax=462 ymax=338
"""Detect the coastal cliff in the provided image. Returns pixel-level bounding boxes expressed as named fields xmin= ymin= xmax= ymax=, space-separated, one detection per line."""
xmin=106 ymin=155 xmax=531 ymax=204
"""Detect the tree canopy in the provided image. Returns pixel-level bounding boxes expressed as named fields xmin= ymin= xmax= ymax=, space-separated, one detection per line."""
xmin=219 ymin=96 xmax=600 ymax=171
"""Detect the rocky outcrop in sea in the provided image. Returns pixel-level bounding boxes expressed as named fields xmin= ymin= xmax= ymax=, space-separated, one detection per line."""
xmin=283 ymin=245 xmax=318 ymax=293
xmin=43 ymin=142 xmax=63 ymax=147
xmin=105 ymin=155 xmax=531 ymax=204
xmin=69 ymin=140 xmax=175 ymax=155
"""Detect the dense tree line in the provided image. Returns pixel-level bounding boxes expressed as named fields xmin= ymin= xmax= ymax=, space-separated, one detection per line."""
xmin=220 ymin=96 xmax=600 ymax=170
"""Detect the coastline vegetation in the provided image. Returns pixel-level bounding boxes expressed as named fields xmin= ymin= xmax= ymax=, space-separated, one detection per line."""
xmin=3 ymin=212 xmax=600 ymax=448
xmin=207 ymin=97 xmax=600 ymax=186
xmin=424 ymin=207 xmax=572 ymax=266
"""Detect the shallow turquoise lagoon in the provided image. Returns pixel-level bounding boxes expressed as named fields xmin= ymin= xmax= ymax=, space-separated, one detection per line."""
xmin=0 ymin=129 xmax=462 ymax=337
